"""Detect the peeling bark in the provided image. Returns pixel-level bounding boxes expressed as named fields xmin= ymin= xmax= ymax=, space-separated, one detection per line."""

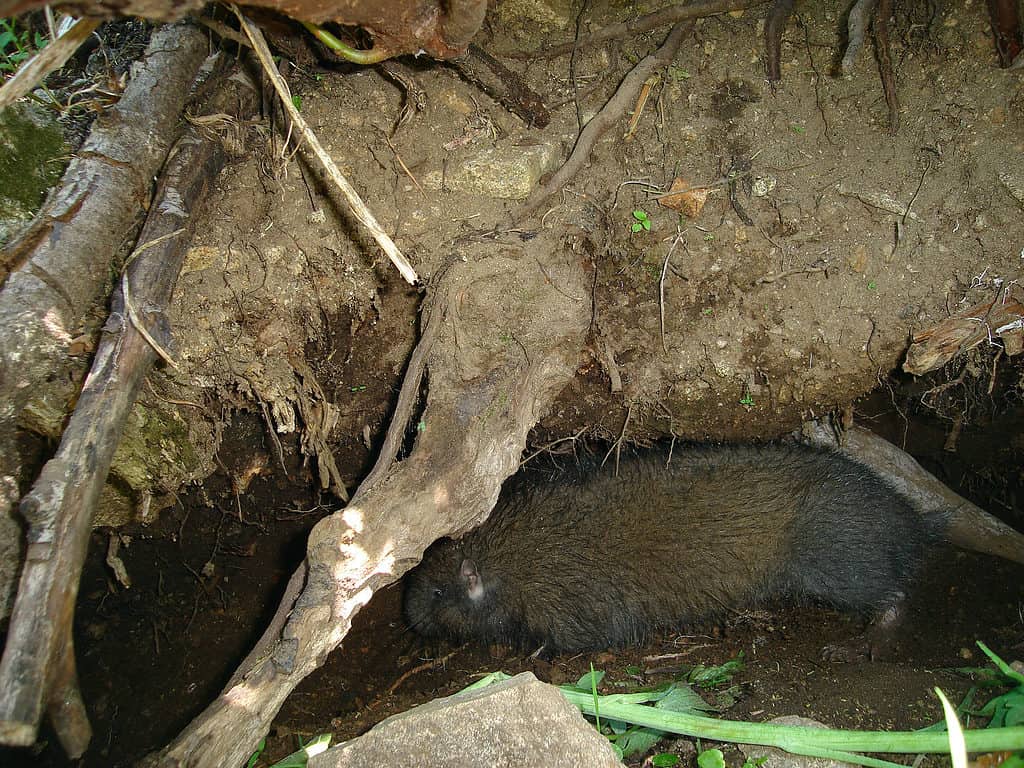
xmin=144 ymin=245 xmax=590 ymax=768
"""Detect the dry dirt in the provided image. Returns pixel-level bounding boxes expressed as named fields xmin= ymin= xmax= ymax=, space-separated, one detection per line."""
xmin=2 ymin=0 xmax=1024 ymax=766
xmin=116 ymin=0 xmax=1024 ymax=512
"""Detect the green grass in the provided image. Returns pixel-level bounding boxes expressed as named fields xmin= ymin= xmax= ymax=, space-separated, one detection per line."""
xmin=1 ymin=17 xmax=46 ymax=74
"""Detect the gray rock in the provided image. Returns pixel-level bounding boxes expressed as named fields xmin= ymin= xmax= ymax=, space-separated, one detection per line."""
xmin=424 ymin=143 xmax=560 ymax=199
xmin=310 ymin=672 xmax=624 ymax=768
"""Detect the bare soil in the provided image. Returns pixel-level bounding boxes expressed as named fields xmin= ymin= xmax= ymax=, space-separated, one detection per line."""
xmin=2 ymin=0 xmax=1024 ymax=765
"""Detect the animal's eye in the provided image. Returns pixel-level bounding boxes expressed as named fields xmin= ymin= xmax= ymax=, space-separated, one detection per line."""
xmin=432 ymin=588 xmax=444 ymax=599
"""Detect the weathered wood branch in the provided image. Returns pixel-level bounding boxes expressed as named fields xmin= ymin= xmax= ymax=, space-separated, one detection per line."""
xmin=0 ymin=22 xmax=210 ymax=619
xmin=0 ymin=61 xmax=259 ymax=757
xmin=145 ymin=245 xmax=590 ymax=768
xmin=804 ymin=423 xmax=1024 ymax=565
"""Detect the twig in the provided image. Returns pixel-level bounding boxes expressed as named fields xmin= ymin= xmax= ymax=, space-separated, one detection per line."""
xmin=520 ymin=426 xmax=590 ymax=467
xmin=384 ymin=134 xmax=424 ymax=195
xmin=602 ymin=402 xmax=633 ymax=476
xmin=386 ymin=649 xmax=461 ymax=695
xmin=888 ymin=153 xmax=933 ymax=260
xmin=233 ymin=7 xmax=419 ymax=285
xmin=0 ymin=17 xmax=100 ymax=111
xmin=508 ymin=0 xmax=764 ymax=59
xmin=755 ymin=260 xmax=827 ymax=284
xmin=121 ymin=229 xmax=187 ymax=369
xmin=660 ymin=235 xmax=684 ymax=353
xmin=512 ymin=20 xmax=693 ymax=222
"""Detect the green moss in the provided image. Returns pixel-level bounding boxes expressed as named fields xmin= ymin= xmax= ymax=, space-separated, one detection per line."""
xmin=0 ymin=102 xmax=67 ymax=243
xmin=112 ymin=403 xmax=199 ymax=491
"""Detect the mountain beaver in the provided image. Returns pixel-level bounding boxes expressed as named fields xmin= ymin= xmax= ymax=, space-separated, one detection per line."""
xmin=402 ymin=443 xmax=952 ymax=657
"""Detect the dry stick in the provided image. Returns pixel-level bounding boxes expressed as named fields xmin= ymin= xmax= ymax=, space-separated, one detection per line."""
xmin=0 ymin=61 xmax=256 ymax=756
xmin=512 ymin=20 xmax=693 ymax=223
xmin=0 ymin=16 xmax=99 ymax=110
xmin=0 ymin=26 xmax=209 ymax=614
xmin=873 ymin=0 xmax=899 ymax=135
xmin=764 ymin=0 xmax=795 ymax=81
xmin=509 ymin=0 xmax=763 ymax=59
xmin=232 ymin=7 xmax=419 ymax=285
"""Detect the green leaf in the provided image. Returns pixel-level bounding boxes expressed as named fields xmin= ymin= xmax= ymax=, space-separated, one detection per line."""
xmin=576 ymin=669 xmax=605 ymax=690
xmin=291 ymin=94 xmax=302 ymax=111
xmin=698 ymin=747 xmax=726 ymax=768
xmin=977 ymin=642 xmax=1024 ymax=685
xmin=653 ymin=754 xmax=682 ymax=767
xmin=616 ymin=725 xmax=663 ymax=757
xmin=246 ymin=738 xmax=266 ymax=768
xmin=655 ymin=684 xmax=716 ymax=714
xmin=267 ymin=734 xmax=332 ymax=768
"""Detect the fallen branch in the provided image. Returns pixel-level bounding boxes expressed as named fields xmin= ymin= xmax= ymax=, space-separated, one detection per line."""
xmin=0 ymin=58 xmax=258 ymax=757
xmin=506 ymin=0 xmax=764 ymax=59
xmin=145 ymin=245 xmax=589 ymax=768
xmin=233 ymin=6 xmax=419 ymax=285
xmin=0 ymin=21 xmax=210 ymax=620
xmin=803 ymin=423 xmax=1024 ymax=565
xmin=512 ymin=20 xmax=692 ymax=223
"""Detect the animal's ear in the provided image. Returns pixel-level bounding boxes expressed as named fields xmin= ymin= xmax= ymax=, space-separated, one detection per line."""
xmin=460 ymin=558 xmax=485 ymax=601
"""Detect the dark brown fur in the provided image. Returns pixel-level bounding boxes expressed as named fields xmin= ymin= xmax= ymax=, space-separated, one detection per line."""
xmin=403 ymin=443 xmax=946 ymax=654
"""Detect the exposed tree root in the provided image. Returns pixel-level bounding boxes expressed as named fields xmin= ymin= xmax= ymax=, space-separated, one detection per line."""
xmin=448 ymin=44 xmax=551 ymax=128
xmin=506 ymin=0 xmax=764 ymax=59
xmin=986 ymin=0 xmax=1023 ymax=67
xmin=0 ymin=57 xmax=259 ymax=756
xmin=841 ymin=0 xmax=879 ymax=74
xmin=764 ymin=0 xmax=795 ymax=82
xmin=144 ymin=245 xmax=590 ymax=768
xmin=511 ymin=20 xmax=692 ymax=223
xmin=873 ymin=0 xmax=899 ymax=134
xmin=803 ymin=423 xmax=1024 ymax=565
